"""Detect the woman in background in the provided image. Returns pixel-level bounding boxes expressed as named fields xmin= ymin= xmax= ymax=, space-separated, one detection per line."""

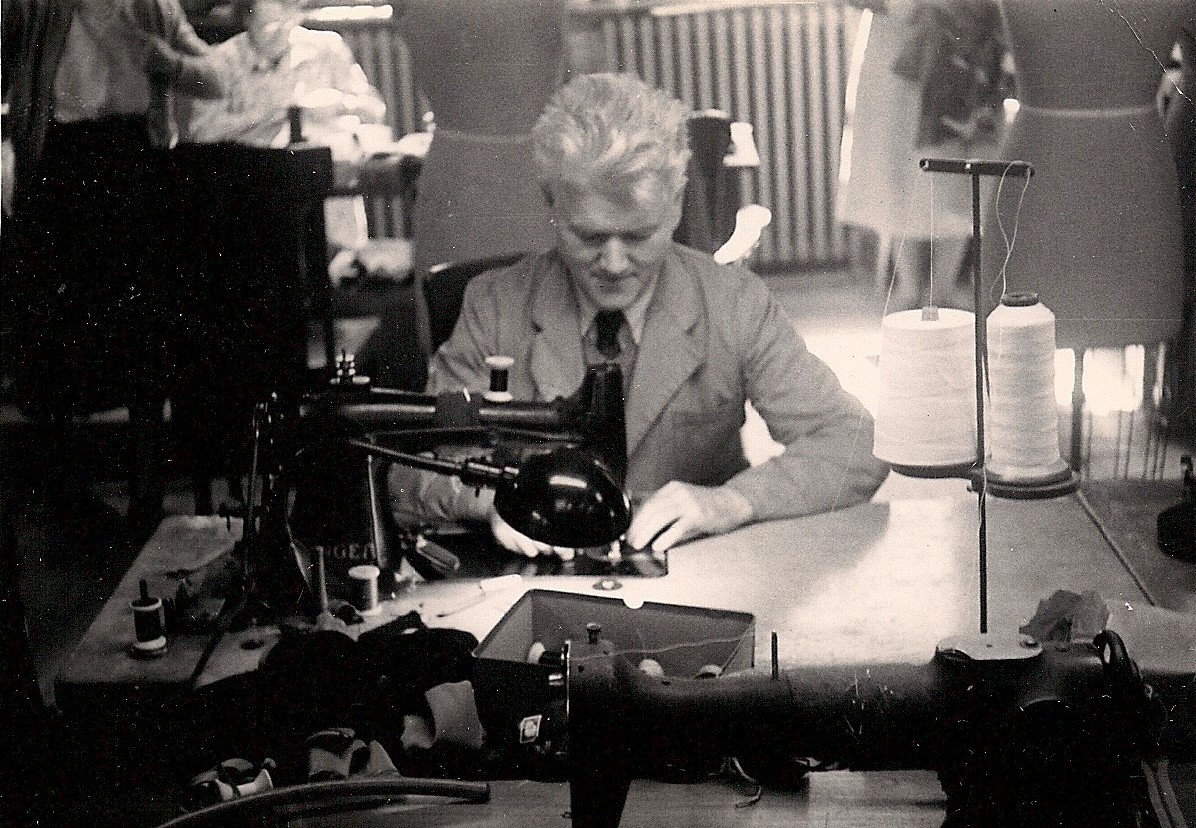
xmin=836 ymin=0 xmax=1008 ymax=311
xmin=2 ymin=0 xmax=225 ymax=540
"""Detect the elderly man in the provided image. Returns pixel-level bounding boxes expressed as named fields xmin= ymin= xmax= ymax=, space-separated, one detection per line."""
xmin=398 ymin=73 xmax=889 ymax=556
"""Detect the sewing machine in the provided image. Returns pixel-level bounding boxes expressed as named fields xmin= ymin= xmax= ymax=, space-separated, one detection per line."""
xmin=229 ymin=360 xmax=645 ymax=622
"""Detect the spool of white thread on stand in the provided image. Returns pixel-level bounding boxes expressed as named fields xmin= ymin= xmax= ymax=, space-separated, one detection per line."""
xmin=984 ymin=292 xmax=1078 ymax=498
xmin=874 ymin=306 xmax=978 ymax=476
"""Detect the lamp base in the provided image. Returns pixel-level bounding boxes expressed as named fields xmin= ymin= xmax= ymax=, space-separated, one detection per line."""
xmin=968 ymin=465 xmax=1080 ymax=500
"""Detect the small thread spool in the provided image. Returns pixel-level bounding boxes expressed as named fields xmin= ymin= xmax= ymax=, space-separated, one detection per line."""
xmin=131 ymin=579 xmax=167 ymax=653
xmin=484 ymin=355 xmax=514 ymax=403
xmin=348 ymin=564 xmax=381 ymax=616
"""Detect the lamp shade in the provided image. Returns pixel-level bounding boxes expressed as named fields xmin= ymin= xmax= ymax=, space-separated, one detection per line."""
xmin=984 ymin=0 xmax=1188 ymax=349
xmin=495 ymin=448 xmax=631 ymax=548
xmin=337 ymin=439 xmax=631 ymax=548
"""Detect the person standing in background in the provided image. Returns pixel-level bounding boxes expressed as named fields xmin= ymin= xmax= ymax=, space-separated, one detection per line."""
xmin=177 ymin=0 xmax=389 ymax=253
xmin=1159 ymin=25 xmax=1195 ymax=434
xmin=836 ymin=0 xmax=1009 ymax=312
xmin=2 ymin=0 xmax=225 ymax=543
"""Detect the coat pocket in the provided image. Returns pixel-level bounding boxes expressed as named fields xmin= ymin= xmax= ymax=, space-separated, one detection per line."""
xmin=669 ymin=400 xmax=747 ymax=486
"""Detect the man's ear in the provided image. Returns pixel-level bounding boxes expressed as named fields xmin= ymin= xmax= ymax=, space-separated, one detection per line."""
xmin=663 ymin=178 xmax=688 ymax=228
xmin=671 ymin=178 xmax=688 ymax=213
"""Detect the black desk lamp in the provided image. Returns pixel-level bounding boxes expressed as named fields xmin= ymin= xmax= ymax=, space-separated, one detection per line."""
xmin=339 ymin=438 xmax=630 ymax=550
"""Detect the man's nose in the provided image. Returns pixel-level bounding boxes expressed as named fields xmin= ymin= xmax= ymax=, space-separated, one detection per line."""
xmin=598 ymin=237 xmax=631 ymax=275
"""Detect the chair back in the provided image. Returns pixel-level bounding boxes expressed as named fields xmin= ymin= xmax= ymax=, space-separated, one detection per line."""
xmin=674 ymin=111 xmax=737 ymax=254
xmin=422 ymin=252 xmax=528 ymax=355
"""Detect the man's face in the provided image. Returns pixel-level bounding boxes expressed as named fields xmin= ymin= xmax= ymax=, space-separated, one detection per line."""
xmin=246 ymin=0 xmax=300 ymax=64
xmin=548 ymin=177 xmax=683 ymax=312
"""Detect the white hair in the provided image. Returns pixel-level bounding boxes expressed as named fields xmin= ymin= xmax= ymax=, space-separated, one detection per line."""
xmin=532 ymin=73 xmax=690 ymax=203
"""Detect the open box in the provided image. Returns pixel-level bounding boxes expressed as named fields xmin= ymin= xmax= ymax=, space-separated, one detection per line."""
xmin=477 ymin=589 xmax=755 ymax=675
xmin=470 ymin=589 xmax=755 ymax=775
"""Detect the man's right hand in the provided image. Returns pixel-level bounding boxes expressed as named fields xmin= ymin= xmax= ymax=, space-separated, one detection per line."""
xmin=625 ymin=481 xmax=754 ymax=552
xmin=142 ymin=36 xmax=182 ymax=81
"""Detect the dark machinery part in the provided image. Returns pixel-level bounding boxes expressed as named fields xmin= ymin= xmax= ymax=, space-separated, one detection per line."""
xmin=566 ymin=630 xmax=1170 ymax=828
xmin=240 ymin=363 xmax=628 ymax=618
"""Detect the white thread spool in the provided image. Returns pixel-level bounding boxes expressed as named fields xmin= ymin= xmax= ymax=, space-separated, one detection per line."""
xmin=986 ymin=293 xmax=1069 ymax=482
xmin=131 ymin=579 xmax=167 ymax=654
xmin=484 ymin=355 xmax=514 ymax=403
xmin=348 ymin=564 xmax=381 ymax=616
xmin=874 ymin=307 xmax=977 ymax=471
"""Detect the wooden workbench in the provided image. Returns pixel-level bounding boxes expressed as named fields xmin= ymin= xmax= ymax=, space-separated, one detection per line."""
xmin=55 ymin=488 xmax=1196 ymax=827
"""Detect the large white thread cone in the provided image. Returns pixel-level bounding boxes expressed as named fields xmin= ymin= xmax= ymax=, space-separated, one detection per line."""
xmin=874 ymin=308 xmax=977 ymax=470
xmin=986 ymin=293 xmax=1069 ymax=482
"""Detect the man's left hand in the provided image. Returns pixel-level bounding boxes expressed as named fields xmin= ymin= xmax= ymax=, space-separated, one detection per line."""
xmin=489 ymin=508 xmax=576 ymax=560
xmin=625 ymin=482 xmax=754 ymax=552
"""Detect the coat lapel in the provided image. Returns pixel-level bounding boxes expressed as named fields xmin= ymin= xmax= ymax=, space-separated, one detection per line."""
xmin=528 ymin=258 xmax=587 ymax=401
xmin=625 ymin=252 xmax=704 ymax=454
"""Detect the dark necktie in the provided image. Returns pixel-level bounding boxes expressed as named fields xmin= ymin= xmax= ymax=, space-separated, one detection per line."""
xmin=594 ymin=309 xmax=625 ymax=360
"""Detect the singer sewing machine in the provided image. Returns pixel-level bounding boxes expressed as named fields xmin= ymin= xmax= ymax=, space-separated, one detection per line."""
xmin=61 ymin=456 xmax=1195 ymax=827
xmin=231 ymin=360 xmax=664 ymax=623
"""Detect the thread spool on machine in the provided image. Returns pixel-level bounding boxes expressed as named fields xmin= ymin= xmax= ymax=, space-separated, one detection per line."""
xmin=130 ymin=578 xmax=168 ymax=658
xmin=875 ymin=296 xmax=1078 ymax=498
xmin=984 ymin=291 xmax=1077 ymax=498
xmin=348 ymin=564 xmax=382 ymax=616
xmin=485 ymin=355 xmax=515 ymax=403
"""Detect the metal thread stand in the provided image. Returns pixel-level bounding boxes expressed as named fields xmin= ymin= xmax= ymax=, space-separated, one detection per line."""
xmin=918 ymin=158 xmax=1034 ymax=634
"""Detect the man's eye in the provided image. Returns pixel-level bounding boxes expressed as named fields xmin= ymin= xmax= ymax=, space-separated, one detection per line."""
xmin=573 ymin=229 xmax=653 ymax=245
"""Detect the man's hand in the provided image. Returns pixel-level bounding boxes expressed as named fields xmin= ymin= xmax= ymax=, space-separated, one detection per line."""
xmin=625 ymin=482 xmax=754 ymax=552
xmin=488 ymin=508 xmax=576 ymax=560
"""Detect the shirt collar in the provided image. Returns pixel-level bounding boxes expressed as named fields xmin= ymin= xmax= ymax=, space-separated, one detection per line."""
xmin=572 ymin=272 xmax=657 ymax=346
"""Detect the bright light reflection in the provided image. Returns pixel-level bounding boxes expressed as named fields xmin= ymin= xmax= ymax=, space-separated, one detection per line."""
xmin=1055 ymin=346 xmax=1147 ymax=415
xmin=548 ymin=473 xmax=587 ymax=490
